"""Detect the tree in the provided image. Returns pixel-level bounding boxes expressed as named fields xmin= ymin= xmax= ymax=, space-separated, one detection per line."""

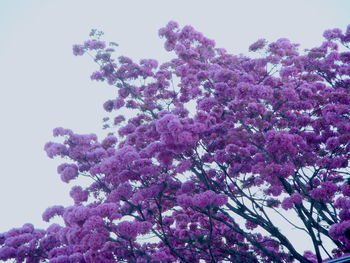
xmin=1 ymin=21 xmax=350 ymax=263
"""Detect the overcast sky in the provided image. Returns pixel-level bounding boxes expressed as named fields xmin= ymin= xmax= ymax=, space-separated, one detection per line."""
xmin=0 ymin=0 xmax=349 ymax=254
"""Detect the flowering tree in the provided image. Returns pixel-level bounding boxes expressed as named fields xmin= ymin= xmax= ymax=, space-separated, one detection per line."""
xmin=1 ymin=22 xmax=350 ymax=263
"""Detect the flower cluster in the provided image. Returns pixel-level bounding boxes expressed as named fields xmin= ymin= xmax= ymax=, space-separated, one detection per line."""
xmin=1 ymin=22 xmax=350 ymax=263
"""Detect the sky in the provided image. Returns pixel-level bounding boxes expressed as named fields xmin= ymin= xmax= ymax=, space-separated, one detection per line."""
xmin=0 ymin=0 xmax=349 ymax=255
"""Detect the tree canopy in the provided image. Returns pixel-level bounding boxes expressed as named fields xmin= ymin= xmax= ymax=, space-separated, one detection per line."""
xmin=1 ymin=22 xmax=350 ymax=263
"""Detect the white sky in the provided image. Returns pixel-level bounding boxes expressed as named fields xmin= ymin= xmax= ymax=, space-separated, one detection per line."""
xmin=0 ymin=0 xmax=349 ymax=256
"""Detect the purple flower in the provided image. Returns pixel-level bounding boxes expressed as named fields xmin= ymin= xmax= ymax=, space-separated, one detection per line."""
xmin=103 ymin=100 xmax=114 ymax=112
xmin=326 ymin=137 xmax=340 ymax=150
xmin=177 ymin=194 xmax=193 ymax=208
xmin=245 ymin=220 xmax=258 ymax=230
xmin=310 ymin=182 xmax=338 ymax=201
xmin=57 ymin=163 xmax=78 ymax=183
xmin=72 ymin=44 xmax=85 ymax=56
xmin=137 ymin=221 xmax=152 ymax=234
xmin=192 ymin=191 xmax=215 ymax=208
xmin=155 ymin=114 xmax=177 ymax=133
xmin=118 ymin=123 xmax=136 ymax=136
xmin=114 ymin=115 xmax=125 ymax=125
xmin=163 ymin=216 xmax=174 ymax=226
xmin=176 ymin=160 xmax=192 ymax=173
xmin=290 ymin=193 xmax=303 ymax=204
xmin=84 ymin=39 xmax=106 ymax=50
xmin=342 ymin=184 xmax=350 ymax=197
xmin=90 ymin=71 xmax=104 ymax=81
xmin=156 ymin=151 xmax=173 ymax=167
xmin=281 ymin=197 xmax=294 ymax=210
xmin=126 ymin=100 xmax=138 ymax=109
xmin=116 ymin=182 xmax=133 ymax=199
xmin=0 ymin=246 xmax=16 ymax=261
xmin=116 ymin=221 xmax=138 ymax=239
xmin=42 ymin=205 xmax=65 ymax=222
xmin=303 ymin=251 xmax=318 ymax=263
xmin=70 ymin=186 xmax=89 ymax=204
xmin=44 ymin=142 xmax=67 ymax=158
xmin=69 ymin=253 xmax=84 ymax=263
xmin=114 ymin=97 xmax=125 ymax=109
xmin=181 ymin=181 xmax=195 ymax=193
xmin=52 ymin=127 xmax=73 ymax=137
xmin=5 ymin=233 xmax=33 ymax=247
xmin=213 ymin=194 xmax=228 ymax=207
xmin=323 ymin=28 xmax=343 ymax=40
xmin=249 ymin=39 xmax=267 ymax=51
xmin=198 ymin=97 xmax=216 ymax=112
xmin=101 ymin=135 xmax=117 ymax=149
xmin=50 ymin=255 xmax=70 ymax=263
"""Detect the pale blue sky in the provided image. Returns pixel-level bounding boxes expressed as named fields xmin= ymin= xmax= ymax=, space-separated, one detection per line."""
xmin=0 ymin=0 xmax=349 ymax=254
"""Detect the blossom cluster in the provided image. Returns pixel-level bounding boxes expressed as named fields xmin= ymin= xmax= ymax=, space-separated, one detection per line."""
xmin=1 ymin=22 xmax=350 ymax=263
